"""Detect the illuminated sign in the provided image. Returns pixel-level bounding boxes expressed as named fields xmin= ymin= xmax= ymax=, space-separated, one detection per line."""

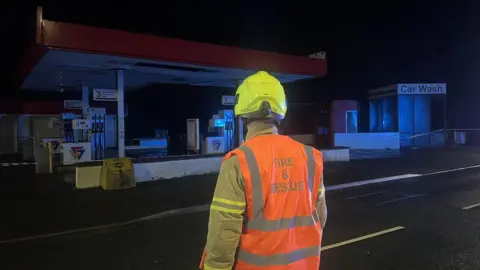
xmin=397 ymin=83 xmax=446 ymax=95
xmin=70 ymin=146 xmax=86 ymax=161
xmin=214 ymin=119 xmax=225 ymax=127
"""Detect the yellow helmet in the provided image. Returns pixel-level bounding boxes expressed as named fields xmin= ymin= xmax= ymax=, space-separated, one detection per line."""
xmin=234 ymin=71 xmax=287 ymax=120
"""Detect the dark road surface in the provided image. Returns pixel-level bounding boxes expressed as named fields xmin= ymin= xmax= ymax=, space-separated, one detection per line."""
xmin=2 ymin=148 xmax=480 ymax=269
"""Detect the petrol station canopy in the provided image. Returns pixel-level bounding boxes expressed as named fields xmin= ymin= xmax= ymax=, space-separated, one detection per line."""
xmin=19 ymin=7 xmax=327 ymax=91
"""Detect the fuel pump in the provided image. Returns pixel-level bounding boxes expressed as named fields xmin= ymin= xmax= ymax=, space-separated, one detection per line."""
xmin=62 ymin=113 xmax=77 ymax=143
xmin=89 ymin=108 xmax=106 ymax=160
xmin=203 ymin=109 xmax=235 ymax=154
xmin=218 ymin=110 xmax=235 ymax=152
xmin=60 ymin=113 xmax=92 ymax=165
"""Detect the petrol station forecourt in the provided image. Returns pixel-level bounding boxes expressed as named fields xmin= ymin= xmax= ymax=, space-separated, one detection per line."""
xmin=3 ymin=6 xmax=480 ymax=270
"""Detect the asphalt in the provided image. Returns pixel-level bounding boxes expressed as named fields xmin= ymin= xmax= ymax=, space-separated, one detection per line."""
xmin=1 ymin=147 xmax=480 ymax=269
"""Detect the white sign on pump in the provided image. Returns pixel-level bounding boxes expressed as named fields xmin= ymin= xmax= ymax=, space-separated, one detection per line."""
xmin=222 ymin=95 xmax=236 ymax=106
xmin=93 ymin=89 xmax=117 ymax=101
xmin=397 ymin=83 xmax=447 ymax=95
xmin=72 ymin=119 xmax=91 ymax=130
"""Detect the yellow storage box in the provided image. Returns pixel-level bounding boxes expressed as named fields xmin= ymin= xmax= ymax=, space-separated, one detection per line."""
xmin=100 ymin=158 xmax=136 ymax=190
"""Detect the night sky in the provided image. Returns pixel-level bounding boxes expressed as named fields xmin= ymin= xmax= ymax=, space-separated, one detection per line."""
xmin=1 ymin=1 xmax=479 ymax=129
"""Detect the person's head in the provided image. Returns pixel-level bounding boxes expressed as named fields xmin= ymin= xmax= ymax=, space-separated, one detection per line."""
xmin=234 ymin=71 xmax=287 ymax=128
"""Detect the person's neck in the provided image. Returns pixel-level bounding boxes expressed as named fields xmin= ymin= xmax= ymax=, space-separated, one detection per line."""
xmin=245 ymin=120 xmax=278 ymax=141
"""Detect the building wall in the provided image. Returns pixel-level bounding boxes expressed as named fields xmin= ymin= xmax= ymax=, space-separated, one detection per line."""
xmin=330 ymin=100 xmax=357 ymax=146
xmin=330 ymin=100 xmax=357 ymax=133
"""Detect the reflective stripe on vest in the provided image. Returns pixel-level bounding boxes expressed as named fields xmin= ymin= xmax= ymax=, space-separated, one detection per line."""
xmin=238 ymin=246 xmax=321 ymax=267
xmin=235 ymin=144 xmax=321 ymax=266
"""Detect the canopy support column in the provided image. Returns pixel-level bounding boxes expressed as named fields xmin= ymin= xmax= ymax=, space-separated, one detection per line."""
xmin=116 ymin=69 xmax=125 ymax=158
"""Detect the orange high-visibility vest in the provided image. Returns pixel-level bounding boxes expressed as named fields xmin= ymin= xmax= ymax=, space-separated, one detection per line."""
xmin=202 ymin=134 xmax=324 ymax=270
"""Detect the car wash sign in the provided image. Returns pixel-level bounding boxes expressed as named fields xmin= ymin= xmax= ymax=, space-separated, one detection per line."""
xmin=397 ymin=83 xmax=447 ymax=95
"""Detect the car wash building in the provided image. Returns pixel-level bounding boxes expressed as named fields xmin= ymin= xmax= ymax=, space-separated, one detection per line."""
xmin=334 ymin=83 xmax=447 ymax=150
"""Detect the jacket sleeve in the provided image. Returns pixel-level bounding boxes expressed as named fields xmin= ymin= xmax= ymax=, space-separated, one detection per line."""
xmin=201 ymin=156 xmax=246 ymax=270
xmin=310 ymin=148 xmax=327 ymax=229
xmin=316 ymin=172 xmax=327 ymax=229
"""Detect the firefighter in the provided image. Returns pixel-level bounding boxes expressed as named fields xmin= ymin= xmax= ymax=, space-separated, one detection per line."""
xmin=200 ymin=71 xmax=327 ymax=270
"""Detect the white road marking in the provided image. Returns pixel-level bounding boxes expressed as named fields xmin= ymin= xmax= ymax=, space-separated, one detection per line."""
xmin=423 ymin=164 xmax=480 ymax=176
xmin=326 ymin=174 xmax=422 ymax=191
xmin=0 ymin=204 xmax=210 ymax=245
xmin=375 ymin=194 xmax=423 ymax=205
xmin=0 ymin=162 xmax=36 ymax=167
xmin=321 ymin=226 xmax=405 ymax=251
xmin=345 ymin=191 xmax=384 ymax=200
xmin=136 ymin=204 xmax=211 ymax=221
xmin=2 ymin=164 xmax=480 ymax=245
xmin=462 ymin=202 xmax=480 ymax=210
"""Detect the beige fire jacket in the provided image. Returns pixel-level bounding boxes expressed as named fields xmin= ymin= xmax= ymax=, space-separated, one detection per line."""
xmin=201 ymin=121 xmax=327 ymax=270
